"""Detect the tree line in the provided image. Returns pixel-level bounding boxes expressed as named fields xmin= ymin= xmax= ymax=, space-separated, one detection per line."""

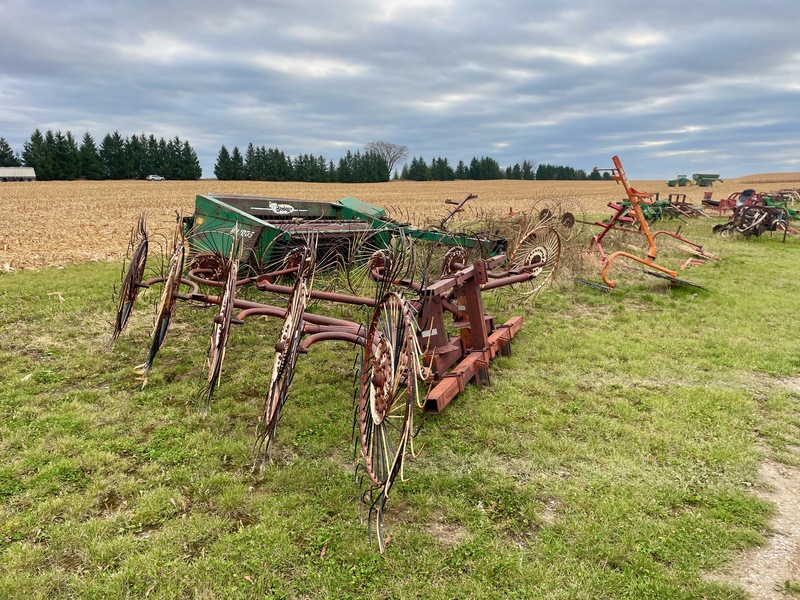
xmin=535 ymin=163 xmax=611 ymax=181
xmin=2 ymin=132 xmax=610 ymax=182
xmin=214 ymin=144 xmax=389 ymax=183
xmin=399 ymin=156 xmax=536 ymax=181
xmin=214 ymin=145 xmax=540 ymax=183
xmin=0 ymin=131 xmax=202 ymax=180
xmin=214 ymin=144 xmax=594 ymax=183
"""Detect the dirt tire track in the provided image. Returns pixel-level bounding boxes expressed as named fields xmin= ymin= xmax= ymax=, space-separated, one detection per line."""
xmin=711 ymin=460 xmax=800 ymax=598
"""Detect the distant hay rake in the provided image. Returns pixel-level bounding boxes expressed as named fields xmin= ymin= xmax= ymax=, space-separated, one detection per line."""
xmin=110 ymin=192 xmax=566 ymax=551
xmin=578 ymin=155 xmax=718 ymax=291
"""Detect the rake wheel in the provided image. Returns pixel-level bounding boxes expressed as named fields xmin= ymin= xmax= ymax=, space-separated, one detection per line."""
xmin=347 ymin=247 xmax=394 ymax=294
xmin=420 ymin=236 xmax=485 ymax=282
xmin=508 ymin=226 xmax=562 ymax=296
xmin=254 ymin=247 xmax=313 ymax=468
xmin=204 ymin=254 xmax=238 ymax=408
xmin=344 ymin=229 xmax=416 ymax=297
xmin=359 ymin=292 xmax=417 ymax=488
xmin=141 ymin=242 xmax=185 ymax=376
xmin=112 ymin=217 xmax=148 ymax=342
xmin=343 ymin=230 xmax=393 ymax=295
xmin=187 ymin=251 xmax=227 ymax=283
xmin=441 ymin=246 xmax=468 ymax=275
xmin=555 ymin=199 xmax=587 ymax=242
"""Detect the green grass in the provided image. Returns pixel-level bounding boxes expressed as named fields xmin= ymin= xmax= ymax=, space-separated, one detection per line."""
xmin=1 ymin=219 xmax=799 ymax=598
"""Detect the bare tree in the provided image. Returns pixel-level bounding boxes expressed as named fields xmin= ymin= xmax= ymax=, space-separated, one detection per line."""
xmin=364 ymin=141 xmax=408 ymax=176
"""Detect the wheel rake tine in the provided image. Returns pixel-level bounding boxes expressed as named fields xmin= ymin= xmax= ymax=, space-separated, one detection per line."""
xmin=111 ymin=214 xmax=150 ymax=344
xmin=639 ymin=269 xmax=708 ymax=290
xmin=370 ymin=431 xmax=409 ymax=553
xmin=253 ymin=239 xmax=316 ymax=471
xmin=135 ymin=236 xmax=186 ymax=386
xmin=202 ymin=237 xmax=243 ymax=410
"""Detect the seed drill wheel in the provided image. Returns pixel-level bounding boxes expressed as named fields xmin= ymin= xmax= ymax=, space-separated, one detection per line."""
xmin=508 ymin=226 xmax=562 ymax=296
xmin=141 ymin=242 xmax=185 ymax=378
xmin=254 ymin=247 xmax=314 ymax=468
xmin=112 ymin=216 xmax=148 ymax=342
xmin=204 ymin=254 xmax=239 ymax=408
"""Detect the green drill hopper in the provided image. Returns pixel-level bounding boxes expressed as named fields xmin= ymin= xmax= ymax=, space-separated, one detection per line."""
xmin=180 ymin=193 xmax=509 ymax=276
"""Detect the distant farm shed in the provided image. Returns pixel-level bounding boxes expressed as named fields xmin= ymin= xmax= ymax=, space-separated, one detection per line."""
xmin=0 ymin=167 xmax=36 ymax=182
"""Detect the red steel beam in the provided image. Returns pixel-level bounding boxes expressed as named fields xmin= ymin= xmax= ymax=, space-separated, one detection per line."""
xmin=422 ymin=316 xmax=523 ymax=414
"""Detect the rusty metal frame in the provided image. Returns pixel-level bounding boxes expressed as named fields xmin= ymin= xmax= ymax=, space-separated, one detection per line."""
xmin=112 ymin=207 xmax=562 ymax=553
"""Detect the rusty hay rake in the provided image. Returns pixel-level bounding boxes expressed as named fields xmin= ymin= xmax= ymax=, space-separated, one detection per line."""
xmin=110 ymin=192 xmax=565 ymax=551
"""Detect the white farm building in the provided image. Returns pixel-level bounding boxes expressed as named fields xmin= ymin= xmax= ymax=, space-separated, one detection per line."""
xmin=0 ymin=167 xmax=36 ymax=182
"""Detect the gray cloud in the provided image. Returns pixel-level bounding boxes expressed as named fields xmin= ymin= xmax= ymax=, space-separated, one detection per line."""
xmin=1 ymin=0 xmax=798 ymax=178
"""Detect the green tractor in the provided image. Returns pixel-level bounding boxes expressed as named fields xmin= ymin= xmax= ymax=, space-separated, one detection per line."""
xmin=667 ymin=174 xmax=692 ymax=187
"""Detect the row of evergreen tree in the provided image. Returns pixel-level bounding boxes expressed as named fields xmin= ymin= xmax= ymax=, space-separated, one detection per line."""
xmin=214 ymin=145 xmax=389 ymax=183
xmin=0 ymin=137 xmax=19 ymax=168
xmin=2 ymin=132 xmax=609 ymax=182
xmin=535 ymin=163 xmax=609 ymax=181
xmin=0 ymin=131 xmax=202 ymax=180
xmin=214 ymin=147 xmax=553 ymax=183
xmin=402 ymin=158 xmax=609 ymax=181
xmin=400 ymin=156 xmax=533 ymax=181
xmin=214 ymin=146 xmax=602 ymax=183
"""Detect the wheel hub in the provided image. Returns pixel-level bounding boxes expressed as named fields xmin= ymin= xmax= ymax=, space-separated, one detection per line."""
xmin=368 ymin=249 xmax=393 ymax=274
xmin=370 ymin=335 xmax=394 ymax=425
xmin=522 ymin=245 xmax=547 ymax=277
xmin=442 ymin=247 xmax=467 ymax=274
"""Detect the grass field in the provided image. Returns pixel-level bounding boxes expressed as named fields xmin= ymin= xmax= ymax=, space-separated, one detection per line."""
xmin=1 ymin=178 xmax=800 ymax=598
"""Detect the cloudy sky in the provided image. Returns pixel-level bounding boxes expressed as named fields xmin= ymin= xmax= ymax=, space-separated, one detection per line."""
xmin=1 ymin=0 xmax=799 ymax=179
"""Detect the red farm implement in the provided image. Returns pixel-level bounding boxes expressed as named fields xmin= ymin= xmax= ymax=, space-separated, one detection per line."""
xmin=663 ymin=193 xmax=709 ymax=219
xmin=111 ymin=193 xmax=566 ymax=551
xmin=712 ymin=188 xmax=800 ymax=240
xmin=702 ymin=191 xmax=741 ymax=217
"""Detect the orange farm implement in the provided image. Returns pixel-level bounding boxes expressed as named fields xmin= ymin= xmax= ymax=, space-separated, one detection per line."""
xmin=578 ymin=156 xmax=717 ymax=291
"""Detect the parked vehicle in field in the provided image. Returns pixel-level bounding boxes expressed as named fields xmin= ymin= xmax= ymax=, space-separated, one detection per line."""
xmin=691 ymin=173 xmax=722 ymax=187
xmin=145 ymin=174 xmax=165 ymax=181
xmin=667 ymin=175 xmax=692 ymax=187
